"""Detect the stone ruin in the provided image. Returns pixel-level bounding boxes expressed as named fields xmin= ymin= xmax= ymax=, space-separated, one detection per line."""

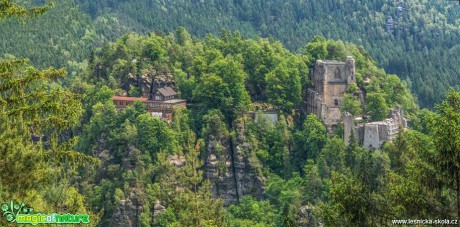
xmin=303 ymin=56 xmax=363 ymax=132
xmin=123 ymin=70 xmax=177 ymax=99
xmin=344 ymin=106 xmax=409 ymax=149
xmin=302 ymin=56 xmax=408 ymax=149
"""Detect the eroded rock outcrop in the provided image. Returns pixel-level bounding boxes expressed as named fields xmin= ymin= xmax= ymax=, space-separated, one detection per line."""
xmin=153 ymin=201 xmax=166 ymax=223
xmin=232 ymin=118 xmax=265 ymax=201
xmin=112 ymin=190 xmax=144 ymax=227
xmin=205 ymin=133 xmax=239 ymax=206
xmin=204 ymin=117 xmax=265 ymax=206
xmin=297 ymin=205 xmax=321 ymax=227
xmin=121 ymin=70 xmax=177 ymax=98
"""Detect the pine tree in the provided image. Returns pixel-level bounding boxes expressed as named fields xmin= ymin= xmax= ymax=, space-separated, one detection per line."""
xmin=0 ymin=3 xmax=98 ymax=223
xmin=427 ymin=88 xmax=460 ymax=218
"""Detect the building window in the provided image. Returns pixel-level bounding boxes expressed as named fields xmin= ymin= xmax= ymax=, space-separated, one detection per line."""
xmin=335 ymin=67 xmax=340 ymax=79
xmin=155 ymin=96 xmax=161 ymax=100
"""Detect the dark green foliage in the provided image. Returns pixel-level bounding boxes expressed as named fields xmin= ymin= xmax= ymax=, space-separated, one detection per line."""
xmin=0 ymin=0 xmax=102 ymax=69
xmin=427 ymin=89 xmax=460 ymax=217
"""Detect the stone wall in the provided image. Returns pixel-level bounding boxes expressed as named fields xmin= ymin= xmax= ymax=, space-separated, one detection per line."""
xmin=344 ymin=107 xmax=408 ymax=149
xmin=305 ymin=56 xmax=356 ymax=131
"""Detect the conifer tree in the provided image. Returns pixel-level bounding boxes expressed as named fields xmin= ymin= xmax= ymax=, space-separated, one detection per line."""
xmin=0 ymin=2 xmax=98 ymax=222
xmin=427 ymin=89 xmax=460 ymax=218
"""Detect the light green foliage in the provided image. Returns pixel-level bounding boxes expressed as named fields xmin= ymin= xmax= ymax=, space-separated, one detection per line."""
xmin=201 ymin=109 xmax=229 ymax=139
xmin=136 ymin=113 xmax=175 ymax=157
xmin=265 ymin=173 xmax=306 ymax=226
xmin=347 ymin=82 xmax=359 ymax=93
xmin=82 ymin=85 xmax=114 ymax=120
xmin=192 ymin=54 xmax=251 ymax=120
xmin=293 ymin=114 xmax=328 ymax=170
xmin=0 ymin=121 xmax=52 ymax=200
xmin=0 ymin=51 xmax=97 ymax=227
xmin=1 ymin=0 xmax=459 ymax=107
xmin=366 ymin=92 xmax=390 ymax=121
xmin=0 ymin=0 xmax=53 ymax=20
xmin=265 ymin=61 xmax=302 ymax=112
xmin=381 ymin=75 xmax=417 ymax=112
xmin=225 ymin=196 xmax=280 ymax=227
xmin=155 ymin=207 xmax=177 ymax=227
xmin=341 ymin=93 xmax=362 ymax=115
xmin=303 ymin=36 xmax=328 ymax=66
xmin=128 ymin=84 xmax=141 ymax=97
xmin=0 ymin=4 xmax=100 ymax=225
xmin=76 ymin=101 xmax=117 ymax=154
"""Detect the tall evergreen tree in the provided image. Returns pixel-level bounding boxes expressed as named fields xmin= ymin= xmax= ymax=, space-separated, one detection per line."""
xmin=427 ymin=89 xmax=460 ymax=218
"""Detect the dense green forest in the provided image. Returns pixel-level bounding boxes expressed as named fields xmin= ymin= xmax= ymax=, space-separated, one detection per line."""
xmin=1 ymin=0 xmax=460 ymax=107
xmin=2 ymin=1 xmax=460 ymax=226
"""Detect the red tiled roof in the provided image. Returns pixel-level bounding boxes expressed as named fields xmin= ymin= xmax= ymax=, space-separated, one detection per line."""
xmin=112 ymin=96 xmax=148 ymax=102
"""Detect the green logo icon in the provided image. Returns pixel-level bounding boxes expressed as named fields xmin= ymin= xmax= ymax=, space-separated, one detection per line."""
xmin=2 ymin=200 xmax=90 ymax=225
xmin=1 ymin=200 xmax=33 ymax=223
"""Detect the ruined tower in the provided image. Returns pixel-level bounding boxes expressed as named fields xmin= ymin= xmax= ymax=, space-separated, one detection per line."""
xmin=304 ymin=56 xmax=356 ymax=131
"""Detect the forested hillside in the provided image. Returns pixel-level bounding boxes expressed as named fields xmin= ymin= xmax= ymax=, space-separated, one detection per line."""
xmin=1 ymin=0 xmax=460 ymax=107
xmin=6 ymin=23 xmax=460 ymax=225
xmin=2 ymin=1 xmax=460 ymax=227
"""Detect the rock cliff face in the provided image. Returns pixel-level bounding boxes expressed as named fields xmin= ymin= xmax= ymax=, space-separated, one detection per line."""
xmin=297 ymin=205 xmax=320 ymax=227
xmin=122 ymin=71 xmax=177 ymax=98
xmin=232 ymin=118 xmax=265 ymax=201
xmin=112 ymin=190 xmax=144 ymax=227
xmin=205 ymin=117 xmax=265 ymax=206
xmin=205 ymin=132 xmax=239 ymax=206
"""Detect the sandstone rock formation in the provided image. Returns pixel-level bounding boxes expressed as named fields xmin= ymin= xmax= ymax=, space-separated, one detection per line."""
xmin=112 ymin=190 xmax=144 ymax=227
xmin=121 ymin=70 xmax=177 ymax=99
xmin=204 ymin=117 xmax=265 ymax=206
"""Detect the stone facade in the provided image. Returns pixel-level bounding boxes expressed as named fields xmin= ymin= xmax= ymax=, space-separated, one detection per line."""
xmin=304 ymin=56 xmax=356 ymax=131
xmin=344 ymin=107 xmax=408 ymax=149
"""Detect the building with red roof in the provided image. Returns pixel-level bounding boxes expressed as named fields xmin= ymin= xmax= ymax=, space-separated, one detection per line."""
xmin=113 ymin=86 xmax=186 ymax=120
